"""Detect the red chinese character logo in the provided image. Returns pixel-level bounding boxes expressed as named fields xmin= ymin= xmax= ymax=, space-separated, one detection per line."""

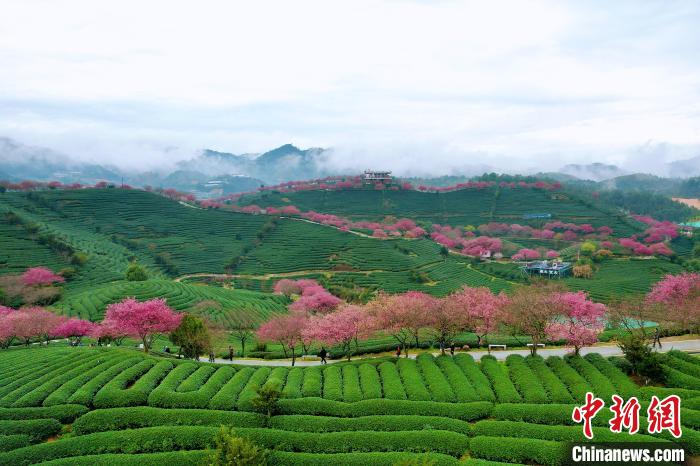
xmin=609 ymin=394 xmax=640 ymax=434
xmin=573 ymin=392 xmax=605 ymax=439
xmin=647 ymin=395 xmax=682 ymax=438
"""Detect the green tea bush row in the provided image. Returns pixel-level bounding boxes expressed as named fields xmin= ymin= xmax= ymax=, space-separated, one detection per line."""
xmin=416 ymin=354 xmax=456 ymax=402
xmin=43 ymin=356 xmax=133 ymax=406
xmin=491 ymin=403 xmax=608 ymax=426
xmin=94 ymin=360 xmax=172 ymax=408
xmin=667 ymin=351 xmax=700 ymax=368
xmin=301 ymin=367 xmax=322 ymax=398
xmin=378 ymin=362 xmax=407 ymax=400
xmin=0 ymin=419 xmax=62 ymax=442
xmin=525 ymin=356 xmax=573 ymax=403
xmin=208 ymin=367 xmax=254 ymax=410
xmin=342 ymin=365 xmax=362 ymax=402
xmin=177 ymin=366 xmax=217 ymax=392
xmin=37 ymin=450 xmax=208 ymax=466
xmin=637 ymin=386 xmax=700 ymax=401
xmin=358 ymin=364 xmax=382 ymax=399
xmin=469 ymin=435 xmax=565 ymax=466
xmin=546 ymin=356 xmax=592 ymax=402
xmin=0 ymin=404 xmax=87 ymax=423
xmin=565 ymin=356 xmax=616 ymax=400
xmin=282 ymin=367 xmax=304 ymax=399
xmin=72 ymin=407 xmax=265 ymax=435
xmin=146 ymin=363 xmax=197 ymax=406
xmin=480 ymin=356 xmax=521 ymax=403
xmin=322 ymin=366 xmax=343 ymax=401
xmin=472 ymin=420 xmax=665 ymax=444
xmin=262 ymin=367 xmax=288 ymax=392
xmin=666 ymin=352 xmax=700 ymax=379
xmin=684 ymin=397 xmax=700 ymax=410
xmin=278 ymin=398 xmax=492 ymax=420
xmin=663 ymin=366 xmax=700 ymax=391
xmin=266 ymin=451 xmax=460 ymax=466
xmin=583 ymin=353 xmax=638 ymax=398
xmin=0 ymin=426 xmax=218 ymax=466
xmin=0 ymin=435 xmax=30 ymax=453
xmin=454 ymin=354 xmax=495 ymax=402
xmin=12 ymin=355 xmax=106 ymax=408
xmin=269 ymin=414 xmax=472 ymax=435
xmin=67 ymin=358 xmax=142 ymax=406
xmin=397 ymin=358 xmax=431 ymax=401
xmin=150 ymin=366 xmax=235 ymax=409
xmin=505 ymin=355 xmax=548 ymax=403
xmin=236 ymin=367 xmax=272 ymax=411
xmin=233 ymin=427 xmax=470 ymax=456
xmin=435 ymin=356 xmax=479 ymax=402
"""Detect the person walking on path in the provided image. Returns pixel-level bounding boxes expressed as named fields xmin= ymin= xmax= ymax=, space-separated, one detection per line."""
xmin=228 ymin=346 xmax=234 ymax=361
xmin=208 ymin=350 xmax=215 ymax=363
xmin=450 ymin=343 xmax=455 ymax=356
xmin=395 ymin=346 xmax=401 ymax=358
xmin=319 ymin=347 xmax=328 ymax=364
xmin=653 ymin=327 xmax=663 ymax=349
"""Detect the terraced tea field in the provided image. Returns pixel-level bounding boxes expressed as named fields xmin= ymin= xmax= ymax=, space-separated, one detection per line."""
xmin=0 ymin=346 xmax=698 ymax=465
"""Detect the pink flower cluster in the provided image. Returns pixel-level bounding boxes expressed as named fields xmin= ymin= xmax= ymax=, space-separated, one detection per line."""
xmin=618 ymin=238 xmax=674 ymax=256
xmin=430 ymin=225 xmax=503 ymax=257
xmin=416 ymin=180 xmax=561 ymax=193
xmin=0 ymin=306 xmax=96 ymax=347
xmin=632 ymin=216 xmax=680 ymax=244
xmin=21 ymin=267 xmax=65 ymax=287
xmin=274 ymin=279 xmax=342 ymax=314
xmin=512 ymin=248 xmax=540 ymax=260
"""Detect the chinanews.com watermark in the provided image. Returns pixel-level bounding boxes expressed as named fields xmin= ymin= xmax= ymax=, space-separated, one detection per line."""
xmin=565 ymin=392 xmax=688 ymax=465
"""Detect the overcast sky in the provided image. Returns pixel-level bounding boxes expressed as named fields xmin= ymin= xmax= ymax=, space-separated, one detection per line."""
xmin=1 ymin=0 xmax=699 ymax=174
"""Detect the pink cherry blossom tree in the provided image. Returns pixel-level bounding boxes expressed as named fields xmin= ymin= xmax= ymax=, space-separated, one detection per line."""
xmin=447 ymin=286 xmax=509 ymax=351
xmin=104 ymin=298 xmax=182 ymax=352
xmin=545 ymin=291 xmax=606 ymax=355
xmin=10 ymin=307 xmax=64 ymax=346
xmin=92 ymin=318 xmax=130 ymax=346
xmin=54 ymin=318 xmax=97 ymax=345
xmin=546 ymin=250 xmax=560 ymax=259
xmin=256 ymin=313 xmax=308 ymax=366
xmin=303 ymin=304 xmax=368 ymax=361
xmin=0 ymin=307 xmax=17 ymax=348
xmin=21 ymin=267 xmax=65 ymax=287
xmin=646 ymin=273 xmax=700 ymax=331
xmin=512 ymin=248 xmax=540 ymax=261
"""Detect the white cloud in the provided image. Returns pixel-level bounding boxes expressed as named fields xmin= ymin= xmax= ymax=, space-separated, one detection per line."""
xmin=0 ymin=0 xmax=698 ymax=174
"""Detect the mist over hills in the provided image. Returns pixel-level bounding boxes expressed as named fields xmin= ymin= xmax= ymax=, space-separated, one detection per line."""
xmin=2 ymin=136 xmax=700 ymax=198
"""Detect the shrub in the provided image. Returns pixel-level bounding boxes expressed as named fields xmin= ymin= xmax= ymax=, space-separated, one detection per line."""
xmin=397 ymin=358 xmax=431 ymax=401
xmin=72 ymin=407 xmax=265 ymax=435
xmin=434 ymin=355 xmax=479 ymax=402
xmin=378 ymin=362 xmax=407 ymax=400
xmin=125 ymin=262 xmax=148 ymax=282
xmin=282 ymin=367 xmax=304 ymax=399
xmin=663 ymin=365 xmax=700 ymax=390
xmin=319 ymin=366 xmax=342 ymax=401
xmin=505 ymin=355 xmax=548 ymax=403
xmin=35 ymin=450 xmax=208 ymax=465
xmin=269 ymin=414 xmax=472 ymax=435
xmin=480 ymin=356 xmax=521 ymax=403
xmin=68 ymin=358 xmax=143 ymax=406
xmin=252 ymin=384 xmax=282 ymax=418
xmin=546 ymin=356 xmax=592 ymax=402
xmin=0 ymin=405 xmax=87 ymax=423
xmin=266 ymin=451 xmax=460 ymax=466
xmin=469 ymin=436 xmax=566 ymax=466
xmin=358 ymin=364 xmax=382 ymax=400
xmin=525 ymin=356 xmax=573 ymax=403
xmin=583 ymin=353 xmax=638 ymax=398
xmin=453 ymin=354 xmax=495 ymax=402
xmin=342 ymin=365 xmax=362 ymax=402
xmin=301 ymin=367 xmax=322 ymax=398
xmin=277 ymin=398 xmax=492 ymax=421
xmin=565 ymin=355 xmax=616 ymax=400
xmin=416 ymin=354 xmax=455 ymax=402
xmin=0 ymin=419 xmax=62 ymax=442
xmin=93 ymin=360 xmax=172 ymax=408
xmin=666 ymin=352 xmax=700 ymax=379
xmin=237 ymin=368 xmax=272 ymax=412
xmin=209 ymin=367 xmax=254 ymax=410
xmin=0 ymin=435 xmax=30 ymax=453
xmin=208 ymin=426 xmax=268 ymax=466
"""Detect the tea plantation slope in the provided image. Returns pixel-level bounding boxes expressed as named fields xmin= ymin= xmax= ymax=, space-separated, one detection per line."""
xmin=56 ymin=280 xmax=289 ymax=326
xmin=1 ymin=347 xmax=700 ymax=465
xmin=239 ymin=187 xmax=639 ymax=234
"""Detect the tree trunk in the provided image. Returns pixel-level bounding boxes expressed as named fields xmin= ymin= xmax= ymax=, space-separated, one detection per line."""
xmin=291 ymin=347 xmax=296 ymax=367
xmin=241 ymin=339 xmax=246 ymax=358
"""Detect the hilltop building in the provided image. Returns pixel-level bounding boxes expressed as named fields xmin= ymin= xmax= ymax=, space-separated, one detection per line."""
xmin=521 ymin=260 xmax=572 ymax=279
xmin=363 ymin=170 xmax=393 ymax=185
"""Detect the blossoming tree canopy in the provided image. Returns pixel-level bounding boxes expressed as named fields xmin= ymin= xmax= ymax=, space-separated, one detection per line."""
xmin=104 ymin=298 xmax=182 ymax=352
xmin=54 ymin=318 xmax=97 ymax=345
xmin=21 ymin=267 xmax=65 ymax=286
xmin=275 ymin=279 xmax=341 ymax=314
xmin=546 ymin=291 xmax=606 ymax=355
xmin=302 ymin=304 xmax=367 ymax=360
xmin=512 ymin=248 xmax=540 ymax=260
xmin=646 ymin=273 xmax=700 ymax=329
xmin=256 ymin=313 xmax=308 ymax=365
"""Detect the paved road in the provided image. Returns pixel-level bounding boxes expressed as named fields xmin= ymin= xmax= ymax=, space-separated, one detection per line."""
xmin=208 ymin=338 xmax=700 ymax=367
